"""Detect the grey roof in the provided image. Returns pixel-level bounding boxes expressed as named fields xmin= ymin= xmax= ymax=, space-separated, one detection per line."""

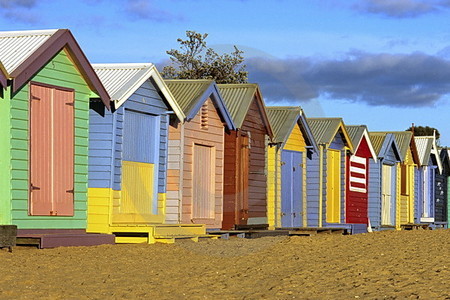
xmin=164 ymin=79 xmax=235 ymax=130
xmin=346 ymin=125 xmax=377 ymax=160
xmin=164 ymin=79 xmax=214 ymax=115
xmin=372 ymin=131 xmax=412 ymax=160
xmin=306 ymin=117 xmax=353 ymax=152
xmin=0 ymin=29 xmax=57 ymax=74
xmin=266 ymin=106 xmax=317 ymax=152
xmin=414 ymin=136 xmax=433 ymax=166
xmin=267 ymin=107 xmax=301 ymax=144
xmin=346 ymin=125 xmax=366 ymax=147
xmin=415 ymin=136 xmax=442 ymax=172
xmin=369 ymin=132 xmax=388 ymax=156
xmin=218 ymin=84 xmax=258 ymax=128
xmin=93 ymin=63 xmax=184 ymax=121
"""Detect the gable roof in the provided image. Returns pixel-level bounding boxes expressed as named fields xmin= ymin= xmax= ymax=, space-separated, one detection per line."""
xmin=0 ymin=29 xmax=110 ymax=108
xmin=346 ymin=125 xmax=377 ymax=161
xmin=415 ymin=136 xmax=442 ymax=173
xmin=164 ymin=79 xmax=235 ymax=130
xmin=306 ymin=117 xmax=354 ymax=152
xmin=218 ymin=83 xmax=273 ymax=138
xmin=92 ymin=63 xmax=184 ymax=121
xmin=371 ymin=131 xmax=420 ymax=166
xmin=369 ymin=132 xmax=402 ymax=161
xmin=266 ymin=106 xmax=318 ymax=153
xmin=440 ymin=148 xmax=450 ymax=173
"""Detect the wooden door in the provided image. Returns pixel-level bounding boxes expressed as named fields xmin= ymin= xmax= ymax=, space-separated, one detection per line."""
xmin=326 ymin=149 xmax=341 ymax=223
xmin=281 ymin=150 xmax=302 ymax=227
xmin=121 ymin=110 xmax=159 ymax=217
xmin=29 ymin=83 xmax=74 ymax=216
xmin=193 ymin=144 xmax=214 ymax=219
xmin=237 ymin=134 xmax=249 ymax=224
xmin=381 ymin=164 xmax=393 ymax=226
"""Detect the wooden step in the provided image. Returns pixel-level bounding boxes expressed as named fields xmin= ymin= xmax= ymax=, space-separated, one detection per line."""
xmin=111 ymin=224 xmax=208 ymax=244
xmin=16 ymin=231 xmax=115 ymax=249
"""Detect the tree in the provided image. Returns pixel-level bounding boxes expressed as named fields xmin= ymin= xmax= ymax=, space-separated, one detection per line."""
xmin=406 ymin=125 xmax=440 ymax=140
xmin=162 ymin=31 xmax=248 ymax=84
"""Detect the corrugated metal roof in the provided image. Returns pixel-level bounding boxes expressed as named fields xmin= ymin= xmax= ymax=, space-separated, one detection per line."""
xmin=266 ymin=106 xmax=301 ymax=144
xmin=217 ymin=84 xmax=257 ymax=128
xmin=164 ymin=79 xmax=214 ymax=115
xmin=371 ymin=131 xmax=418 ymax=165
xmin=307 ymin=118 xmax=342 ymax=144
xmin=369 ymin=132 xmax=387 ymax=156
xmin=0 ymin=29 xmax=57 ymax=74
xmin=307 ymin=117 xmax=353 ymax=152
xmin=346 ymin=125 xmax=377 ymax=161
xmin=346 ymin=125 xmax=366 ymax=147
xmin=414 ymin=136 xmax=433 ymax=166
xmin=93 ymin=63 xmax=184 ymax=121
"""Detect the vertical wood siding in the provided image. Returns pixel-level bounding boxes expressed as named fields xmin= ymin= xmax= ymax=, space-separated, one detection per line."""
xmin=326 ymin=149 xmax=341 ymax=223
xmin=167 ymin=97 xmax=225 ymax=228
xmin=281 ymin=150 xmax=303 ymax=227
xmin=193 ymin=144 xmax=214 ymax=218
xmin=8 ymin=49 xmax=91 ymax=229
xmin=240 ymin=98 xmax=269 ymax=224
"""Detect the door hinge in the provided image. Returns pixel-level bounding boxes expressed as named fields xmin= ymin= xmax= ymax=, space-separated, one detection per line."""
xmin=65 ymin=102 xmax=75 ymax=106
xmin=30 ymin=184 xmax=40 ymax=191
xmin=66 ymin=189 xmax=74 ymax=194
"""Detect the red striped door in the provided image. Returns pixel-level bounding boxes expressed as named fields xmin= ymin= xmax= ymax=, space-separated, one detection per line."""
xmin=29 ymin=83 xmax=74 ymax=216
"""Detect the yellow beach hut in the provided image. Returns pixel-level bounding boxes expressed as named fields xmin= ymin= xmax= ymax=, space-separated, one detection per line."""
xmin=266 ymin=107 xmax=317 ymax=229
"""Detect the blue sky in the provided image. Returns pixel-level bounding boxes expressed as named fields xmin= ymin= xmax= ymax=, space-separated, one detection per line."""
xmin=2 ymin=0 xmax=450 ymax=144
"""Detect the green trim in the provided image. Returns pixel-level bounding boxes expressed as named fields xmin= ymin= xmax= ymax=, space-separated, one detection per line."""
xmin=0 ymin=87 xmax=12 ymax=224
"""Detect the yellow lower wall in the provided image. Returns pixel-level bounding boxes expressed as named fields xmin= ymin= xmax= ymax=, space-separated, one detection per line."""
xmin=87 ymin=187 xmax=167 ymax=234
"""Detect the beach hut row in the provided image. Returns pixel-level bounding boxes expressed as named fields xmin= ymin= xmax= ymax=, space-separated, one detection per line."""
xmin=1 ymin=29 xmax=448 ymax=247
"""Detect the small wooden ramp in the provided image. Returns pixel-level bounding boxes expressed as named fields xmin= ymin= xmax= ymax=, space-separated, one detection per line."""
xmin=16 ymin=229 xmax=115 ymax=249
xmin=208 ymin=229 xmax=290 ymax=239
xmin=277 ymin=227 xmax=349 ymax=236
xmin=111 ymin=224 xmax=219 ymax=244
xmin=401 ymin=223 xmax=431 ymax=230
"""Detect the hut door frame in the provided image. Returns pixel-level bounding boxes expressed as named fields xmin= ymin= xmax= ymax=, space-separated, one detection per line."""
xmin=29 ymin=82 xmax=74 ymax=216
xmin=381 ymin=164 xmax=393 ymax=226
xmin=237 ymin=132 xmax=250 ymax=224
xmin=281 ymin=150 xmax=302 ymax=228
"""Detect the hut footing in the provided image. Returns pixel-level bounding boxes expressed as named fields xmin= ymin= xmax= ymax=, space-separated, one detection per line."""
xmin=401 ymin=223 xmax=431 ymax=230
xmin=208 ymin=229 xmax=290 ymax=239
xmin=277 ymin=227 xmax=350 ymax=236
xmin=109 ymin=224 xmax=215 ymax=244
xmin=16 ymin=229 xmax=115 ymax=249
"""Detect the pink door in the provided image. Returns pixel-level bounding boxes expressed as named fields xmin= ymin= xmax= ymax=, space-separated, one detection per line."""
xmin=29 ymin=83 xmax=74 ymax=216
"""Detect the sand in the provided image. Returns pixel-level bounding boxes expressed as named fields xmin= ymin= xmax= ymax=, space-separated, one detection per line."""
xmin=1 ymin=230 xmax=450 ymax=299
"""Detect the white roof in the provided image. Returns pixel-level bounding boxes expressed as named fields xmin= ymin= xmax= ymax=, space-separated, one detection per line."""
xmin=415 ymin=136 xmax=443 ymax=174
xmin=92 ymin=63 xmax=184 ymax=121
xmin=0 ymin=29 xmax=57 ymax=74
